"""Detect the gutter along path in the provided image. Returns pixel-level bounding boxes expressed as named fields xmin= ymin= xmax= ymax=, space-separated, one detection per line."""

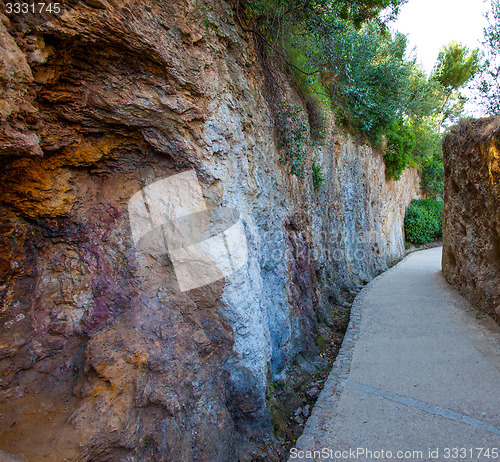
xmin=290 ymin=247 xmax=500 ymax=462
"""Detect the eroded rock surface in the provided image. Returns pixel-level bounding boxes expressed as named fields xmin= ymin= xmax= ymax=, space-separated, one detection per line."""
xmin=442 ymin=117 xmax=500 ymax=324
xmin=0 ymin=0 xmax=420 ymax=460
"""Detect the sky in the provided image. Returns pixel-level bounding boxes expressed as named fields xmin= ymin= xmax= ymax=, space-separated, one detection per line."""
xmin=391 ymin=0 xmax=491 ymax=115
xmin=391 ymin=0 xmax=490 ymax=75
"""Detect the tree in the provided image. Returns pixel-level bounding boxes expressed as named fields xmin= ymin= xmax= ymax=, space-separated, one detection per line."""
xmin=420 ymin=145 xmax=444 ymax=200
xmin=325 ymin=0 xmax=407 ymax=28
xmin=433 ymin=42 xmax=480 ymax=92
xmin=319 ymin=22 xmax=417 ymax=142
xmin=431 ymin=42 xmax=480 ymax=126
xmin=384 ymin=118 xmax=416 ymax=180
xmin=245 ymin=0 xmax=408 ymax=31
xmin=475 ymin=0 xmax=500 ymax=114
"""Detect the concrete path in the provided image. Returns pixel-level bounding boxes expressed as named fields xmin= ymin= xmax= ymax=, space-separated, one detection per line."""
xmin=290 ymin=247 xmax=500 ymax=462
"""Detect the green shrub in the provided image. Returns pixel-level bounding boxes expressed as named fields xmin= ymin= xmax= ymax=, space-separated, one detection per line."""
xmin=320 ymin=23 xmax=415 ymax=145
xmin=404 ymin=199 xmax=443 ymax=245
xmin=277 ymin=104 xmax=313 ymax=178
xmin=312 ymin=159 xmax=325 ymax=191
xmin=383 ymin=119 xmax=415 ymax=180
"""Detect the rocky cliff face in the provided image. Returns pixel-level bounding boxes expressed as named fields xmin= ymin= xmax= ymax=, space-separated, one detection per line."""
xmin=442 ymin=118 xmax=500 ymax=324
xmin=0 ymin=1 xmax=420 ymax=460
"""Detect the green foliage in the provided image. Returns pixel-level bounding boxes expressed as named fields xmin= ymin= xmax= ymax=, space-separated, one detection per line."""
xmin=409 ymin=116 xmax=444 ymax=198
xmin=312 ymin=159 xmax=325 ymax=191
xmin=432 ymin=42 xmax=480 ymax=126
xmin=283 ymin=35 xmax=330 ymax=139
xmin=383 ymin=119 xmax=415 ymax=180
xmin=332 ymin=0 xmax=406 ymax=27
xmin=244 ymin=0 xmax=412 ymax=147
xmin=277 ymin=104 xmax=314 ymax=178
xmin=319 ymin=23 xmax=416 ymax=144
xmin=245 ymin=0 xmax=407 ymax=33
xmin=404 ymin=72 xmax=444 ymax=120
xmin=433 ymin=42 xmax=480 ymax=92
xmin=475 ymin=0 xmax=500 ymax=115
xmin=404 ymin=199 xmax=443 ymax=245
xmin=408 ymin=117 xmax=440 ymax=164
xmin=421 ymin=155 xmax=444 ymax=200
xmin=314 ymin=23 xmax=458 ymax=183
xmin=243 ymin=0 xmax=472 ymax=188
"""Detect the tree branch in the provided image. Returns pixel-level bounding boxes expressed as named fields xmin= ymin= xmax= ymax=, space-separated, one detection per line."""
xmin=234 ymin=0 xmax=320 ymax=77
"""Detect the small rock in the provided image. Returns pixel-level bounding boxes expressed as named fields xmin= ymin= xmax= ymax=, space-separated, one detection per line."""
xmin=302 ymin=404 xmax=310 ymax=417
xmin=293 ymin=415 xmax=304 ymax=426
xmin=191 ymin=32 xmax=203 ymax=44
xmin=306 ymin=387 xmax=320 ymax=400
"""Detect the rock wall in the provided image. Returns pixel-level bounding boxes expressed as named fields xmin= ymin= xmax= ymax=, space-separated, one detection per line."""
xmin=442 ymin=117 xmax=500 ymax=323
xmin=0 ymin=0 xmax=420 ymax=460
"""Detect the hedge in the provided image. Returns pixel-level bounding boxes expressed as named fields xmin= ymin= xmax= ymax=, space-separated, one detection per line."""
xmin=404 ymin=199 xmax=443 ymax=245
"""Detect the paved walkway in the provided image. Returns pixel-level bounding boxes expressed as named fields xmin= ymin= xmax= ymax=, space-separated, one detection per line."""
xmin=290 ymin=247 xmax=500 ymax=462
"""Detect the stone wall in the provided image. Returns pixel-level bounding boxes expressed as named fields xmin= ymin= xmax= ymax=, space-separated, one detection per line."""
xmin=0 ymin=1 xmax=420 ymax=460
xmin=442 ymin=117 xmax=500 ymax=324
